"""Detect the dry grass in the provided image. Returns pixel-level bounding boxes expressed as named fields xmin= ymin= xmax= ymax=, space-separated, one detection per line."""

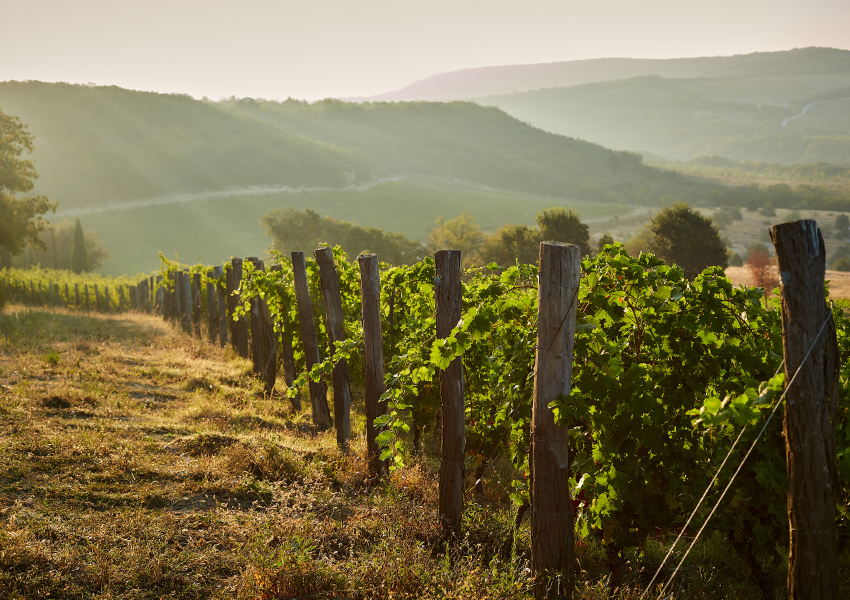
xmin=1 ymin=304 xmax=846 ymax=598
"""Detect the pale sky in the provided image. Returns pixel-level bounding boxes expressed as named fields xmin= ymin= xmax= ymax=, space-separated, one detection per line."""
xmin=3 ymin=0 xmax=849 ymax=100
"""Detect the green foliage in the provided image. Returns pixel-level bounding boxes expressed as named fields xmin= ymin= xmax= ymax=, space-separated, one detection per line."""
xmin=0 ymin=267 xmax=145 ymax=311
xmin=728 ymin=248 xmax=744 ymax=267
xmin=647 ymin=203 xmax=729 ymax=278
xmin=597 ymin=233 xmax=615 ymax=254
xmin=835 ymin=258 xmax=850 ymax=272
xmin=0 ymin=108 xmax=56 ymax=257
xmin=713 ymin=211 xmax=733 ymax=229
xmin=70 ymin=218 xmax=88 ymax=274
xmin=262 ymin=208 xmax=426 ymax=266
xmin=428 ymin=211 xmax=484 ymax=264
xmin=477 ymin=207 xmax=591 ymax=266
xmin=838 ymin=214 xmax=850 ymax=230
xmin=537 ymin=207 xmax=590 ymax=250
xmin=760 ymin=202 xmax=777 ymax=217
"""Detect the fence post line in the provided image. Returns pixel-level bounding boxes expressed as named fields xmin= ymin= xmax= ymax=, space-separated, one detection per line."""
xmin=435 ymin=249 xmax=465 ymax=540
xmin=231 ymin=259 xmax=249 ymax=359
xmin=358 ymin=253 xmax=386 ymax=476
xmin=256 ymin=262 xmax=277 ymax=396
xmin=531 ymin=241 xmax=579 ymax=600
xmin=291 ymin=251 xmax=332 ymax=429
xmin=247 ymin=258 xmax=264 ymax=376
xmin=770 ymin=220 xmax=839 ymax=599
xmin=192 ymin=272 xmax=202 ymax=337
xmin=272 ymin=264 xmax=301 ymax=412
xmin=216 ymin=266 xmax=227 ymax=348
xmin=130 ymin=285 xmax=138 ymax=311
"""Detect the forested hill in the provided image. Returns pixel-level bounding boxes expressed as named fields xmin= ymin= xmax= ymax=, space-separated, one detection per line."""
xmin=219 ymin=97 xmax=738 ymax=206
xmin=0 ymin=81 xmax=841 ymax=214
xmin=0 ymin=81 xmax=369 ymax=210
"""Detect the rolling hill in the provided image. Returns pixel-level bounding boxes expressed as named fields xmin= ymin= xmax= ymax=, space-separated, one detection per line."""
xmin=0 ymin=81 xmax=369 ymax=211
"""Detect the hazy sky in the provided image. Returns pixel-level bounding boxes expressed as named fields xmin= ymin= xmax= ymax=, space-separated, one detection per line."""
xmin=3 ymin=0 xmax=849 ymax=100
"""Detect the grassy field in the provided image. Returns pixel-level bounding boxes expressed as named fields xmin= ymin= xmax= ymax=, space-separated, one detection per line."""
xmin=73 ymin=177 xmax=635 ymax=275
xmin=2 ymin=305 xmax=847 ymax=598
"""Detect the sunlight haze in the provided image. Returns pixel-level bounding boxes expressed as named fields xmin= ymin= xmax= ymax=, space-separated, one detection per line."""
xmin=3 ymin=0 xmax=849 ymax=99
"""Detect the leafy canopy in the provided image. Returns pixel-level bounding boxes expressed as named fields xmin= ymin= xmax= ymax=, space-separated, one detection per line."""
xmin=0 ymin=109 xmax=56 ymax=256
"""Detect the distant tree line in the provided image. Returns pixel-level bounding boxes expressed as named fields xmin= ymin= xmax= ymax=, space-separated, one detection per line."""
xmin=10 ymin=218 xmax=110 ymax=272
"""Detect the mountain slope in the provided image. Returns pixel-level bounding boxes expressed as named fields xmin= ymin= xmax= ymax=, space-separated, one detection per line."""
xmin=355 ymin=47 xmax=850 ymax=103
xmin=477 ymin=76 xmax=850 ymax=165
xmin=0 ymin=81 xmax=369 ymax=210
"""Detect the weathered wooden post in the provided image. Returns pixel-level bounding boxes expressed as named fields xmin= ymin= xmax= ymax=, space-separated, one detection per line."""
xmin=249 ymin=259 xmax=277 ymax=395
xmin=64 ymin=283 xmax=69 ymax=307
xmin=192 ymin=272 xmax=202 ymax=337
xmin=216 ymin=266 xmax=227 ymax=348
xmin=226 ymin=265 xmax=236 ymax=347
xmin=181 ymin=271 xmax=193 ymax=334
xmin=271 ymin=264 xmax=301 ymax=411
xmin=94 ymin=284 xmax=101 ymax=312
xmin=130 ymin=285 xmax=138 ymax=311
xmin=155 ymin=276 xmax=163 ymax=316
xmin=206 ymin=270 xmax=218 ymax=343
xmin=74 ymin=283 xmax=80 ymax=308
xmin=359 ymin=253 xmax=386 ymax=475
xmin=247 ymin=258 xmax=265 ymax=376
xmin=531 ymin=242 xmax=580 ymax=600
xmin=291 ymin=251 xmax=332 ymax=429
xmin=84 ymin=284 xmax=90 ymax=311
xmin=170 ymin=271 xmax=179 ymax=324
xmin=315 ymin=247 xmax=353 ymax=450
xmin=104 ymin=286 xmax=111 ymax=313
xmin=118 ymin=285 xmax=124 ymax=312
xmin=770 ymin=220 xmax=839 ymax=600
xmin=231 ymin=258 xmax=249 ymax=358
xmin=435 ymin=249 xmax=465 ymax=539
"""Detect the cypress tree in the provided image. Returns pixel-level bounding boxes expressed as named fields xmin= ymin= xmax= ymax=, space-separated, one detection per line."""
xmin=70 ymin=218 xmax=88 ymax=274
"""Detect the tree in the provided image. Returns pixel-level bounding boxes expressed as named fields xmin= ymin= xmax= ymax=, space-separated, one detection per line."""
xmin=479 ymin=223 xmax=538 ymax=265
xmin=647 ymin=203 xmax=728 ymax=278
xmin=597 ymin=232 xmax=615 ymax=254
xmin=537 ymin=207 xmax=590 ymax=251
xmin=836 ymin=213 xmax=849 ymax=230
xmin=0 ymin=109 xmax=56 ymax=256
xmin=70 ymin=218 xmax=88 ymax=274
xmin=428 ymin=211 xmax=484 ymax=266
xmin=746 ymin=244 xmax=779 ymax=292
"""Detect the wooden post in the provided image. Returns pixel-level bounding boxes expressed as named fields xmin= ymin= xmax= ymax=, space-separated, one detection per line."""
xmin=64 ymin=283 xmax=69 ymax=307
xmin=531 ymin=242 xmax=580 ymax=600
xmin=315 ymin=247 xmax=353 ymax=449
xmin=249 ymin=259 xmax=277 ymax=395
xmin=206 ymin=270 xmax=217 ymax=343
xmin=118 ymin=285 xmax=124 ymax=312
xmin=49 ymin=282 xmax=54 ymax=309
xmin=248 ymin=258 xmax=265 ymax=377
xmin=94 ymin=284 xmax=101 ymax=312
xmin=226 ymin=266 xmax=236 ymax=347
xmin=74 ymin=283 xmax=80 ymax=308
xmin=182 ymin=271 xmax=193 ymax=334
xmin=231 ymin=259 xmax=249 ymax=358
xmin=770 ymin=220 xmax=839 ymax=600
xmin=291 ymin=251 xmax=332 ymax=429
xmin=359 ymin=253 xmax=386 ymax=475
xmin=192 ymin=272 xmax=202 ymax=337
xmin=155 ymin=276 xmax=163 ymax=316
xmin=435 ymin=249 xmax=465 ymax=539
xmin=130 ymin=285 xmax=138 ymax=311
xmin=272 ymin=264 xmax=301 ymax=412
xmin=171 ymin=271 xmax=180 ymax=324
xmin=104 ymin=286 xmax=110 ymax=313
xmin=216 ymin=266 xmax=227 ymax=348
xmin=84 ymin=284 xmax=90 ymax=311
